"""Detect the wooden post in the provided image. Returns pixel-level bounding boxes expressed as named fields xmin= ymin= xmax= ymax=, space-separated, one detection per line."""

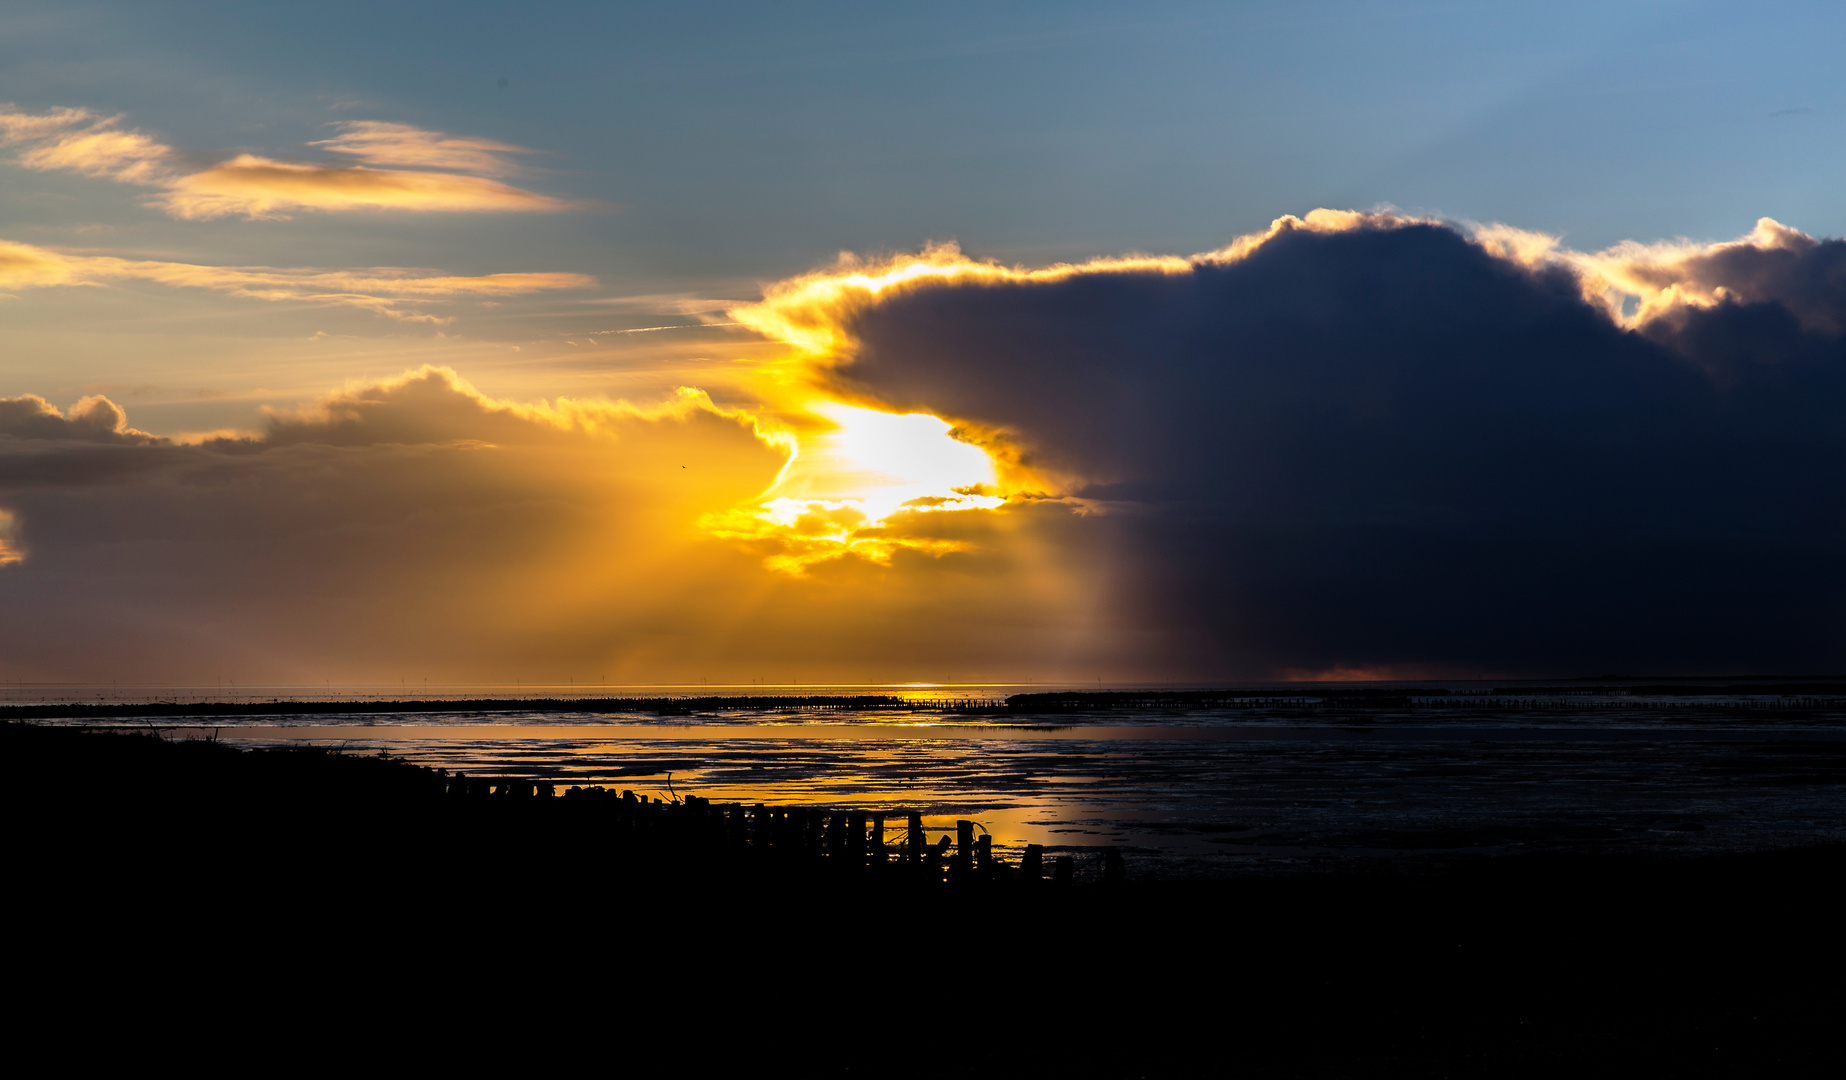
xmin=1023 ymin=844 xmax=1044 ymax=882
xmin=871 ymin=814 xmax=887 ymax=864
xmin=728 ymin=803 xmax=748 ymax=846
xmin=954 ymin=820 xmax=973 ymax=881
xmin=976 ymin=833 xmax=991 ymax=878
xmin=848 ymin=811 xmax=866 ymax=868
xmin=827 ymin=812 xmax=847 ymax=859
xmin=927 ymin=834 xmax=951 ymax=883
xmin=907 ymin=812 xmax=924 ymax=863
xmin=752 ymin=803 xmax=769 ymax=848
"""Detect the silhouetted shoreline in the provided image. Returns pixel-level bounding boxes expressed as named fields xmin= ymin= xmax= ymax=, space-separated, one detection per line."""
xmin=6 ymin=721 xmax=1081 ymax=891
xmin=13 ymin=718 xmax=1844 ymax=1074
xmin=13 ymin=677 xmax=1846 ymax=720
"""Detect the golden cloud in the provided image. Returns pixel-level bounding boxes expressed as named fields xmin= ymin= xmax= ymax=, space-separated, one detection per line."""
xmin=156 ymin=155 xmax=570 ymax=219
xmin=1471 ymin=216 xmax=1846 ymax=332
xmin=714 ymin=210 xmax=1846 ymax=678
xmin=0 ymin=509 xmax=21 ymax=567
xmin=1573 ymin=219 xmax=1840 ymax=331
xmin=0 ymin=105 xmax=572 ymax=219
xmin=11 ymin=211 xmax=1840 ymax=682
xmin=310 ymin=121 xmax=534 ymax=175
xmin=727 ymin=209 xmax=1421 ymax=358
xmin=0 ymin=237 xmax=594 ymax=321
xmin=0 ymin=368 xmax=1099 ymax=684
xmin=708 ymin=209 xmax=1427 ymax=571
xmin=0 ymin=392 xmax=162 ymax=444
xmin=0 ymin=105 xmax=166 ymax=183
xmin=730 ymin=209 xmax=1836 ymax=417
xmin=711 ymin=207 xmax=1846 ymax=582
xmin=0 ymin=239 xmax=85 ymax=288
xmin=733 ymin=208 xmax=1846 ymax=370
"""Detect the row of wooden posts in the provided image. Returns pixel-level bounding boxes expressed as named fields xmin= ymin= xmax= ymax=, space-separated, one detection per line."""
xmin=447 ymin=773 xmax=1126 ymax=885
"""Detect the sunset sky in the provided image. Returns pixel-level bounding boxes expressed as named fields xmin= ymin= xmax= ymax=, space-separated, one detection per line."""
xmin=5 ymin=1 xmax=1846 ymax=685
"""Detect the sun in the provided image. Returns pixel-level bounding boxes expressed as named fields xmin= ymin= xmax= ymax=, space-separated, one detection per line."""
xmin=703 ymin=401 xmax=1005 ymax=570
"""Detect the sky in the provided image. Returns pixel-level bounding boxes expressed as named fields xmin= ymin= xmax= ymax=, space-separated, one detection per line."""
xmin=4 ymin=1 xmax=1846 ymax=684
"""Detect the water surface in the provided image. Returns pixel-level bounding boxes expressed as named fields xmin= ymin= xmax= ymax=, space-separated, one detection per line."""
xmin=36 ymin=686 xmax=1846 ymax=877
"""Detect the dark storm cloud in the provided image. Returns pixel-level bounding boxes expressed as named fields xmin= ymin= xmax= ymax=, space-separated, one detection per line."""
xmin=820 ymin=216 xmax=1846 ymax=675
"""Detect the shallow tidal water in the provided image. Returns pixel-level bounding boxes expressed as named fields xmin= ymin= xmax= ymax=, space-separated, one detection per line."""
xmin=35 ymin=685 xmax=1846 ymax=878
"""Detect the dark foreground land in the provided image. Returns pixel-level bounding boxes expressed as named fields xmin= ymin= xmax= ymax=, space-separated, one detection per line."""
xmin=9 ymin=722 xmax=1844 ymax=1077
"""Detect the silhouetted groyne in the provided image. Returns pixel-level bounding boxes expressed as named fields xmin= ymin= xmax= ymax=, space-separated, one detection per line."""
xmin=4 ymin=722 xmax=1074 ymax=891
xmin=528 ymin=785 xmax=1075 ymax=887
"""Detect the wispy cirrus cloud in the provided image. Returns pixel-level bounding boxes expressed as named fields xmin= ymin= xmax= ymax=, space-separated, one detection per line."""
xmin=0 ymin=105 xmax=169 ymax=183
xmin=158 ymin=155 xmax=568 ymax=219
xmin=0 ymin=105 xmax=575 ymax=219
xmin=0 ymin=237 xmax=595 ymax=321
xmin=310 ymin=121 xmax=533 ymax=175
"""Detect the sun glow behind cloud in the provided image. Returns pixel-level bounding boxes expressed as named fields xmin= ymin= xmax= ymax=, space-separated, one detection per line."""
xmin=17 ymin=200 xmax=1846 ymax=681
xmin=701 ymin=212 xmax=1426 ymax=573
xmin=704 ymin=402 xmax=1004 ymax=571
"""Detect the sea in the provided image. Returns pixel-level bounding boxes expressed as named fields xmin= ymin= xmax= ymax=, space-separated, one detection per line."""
xmin=14 ymin=681 xmax=1846 ymax=879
